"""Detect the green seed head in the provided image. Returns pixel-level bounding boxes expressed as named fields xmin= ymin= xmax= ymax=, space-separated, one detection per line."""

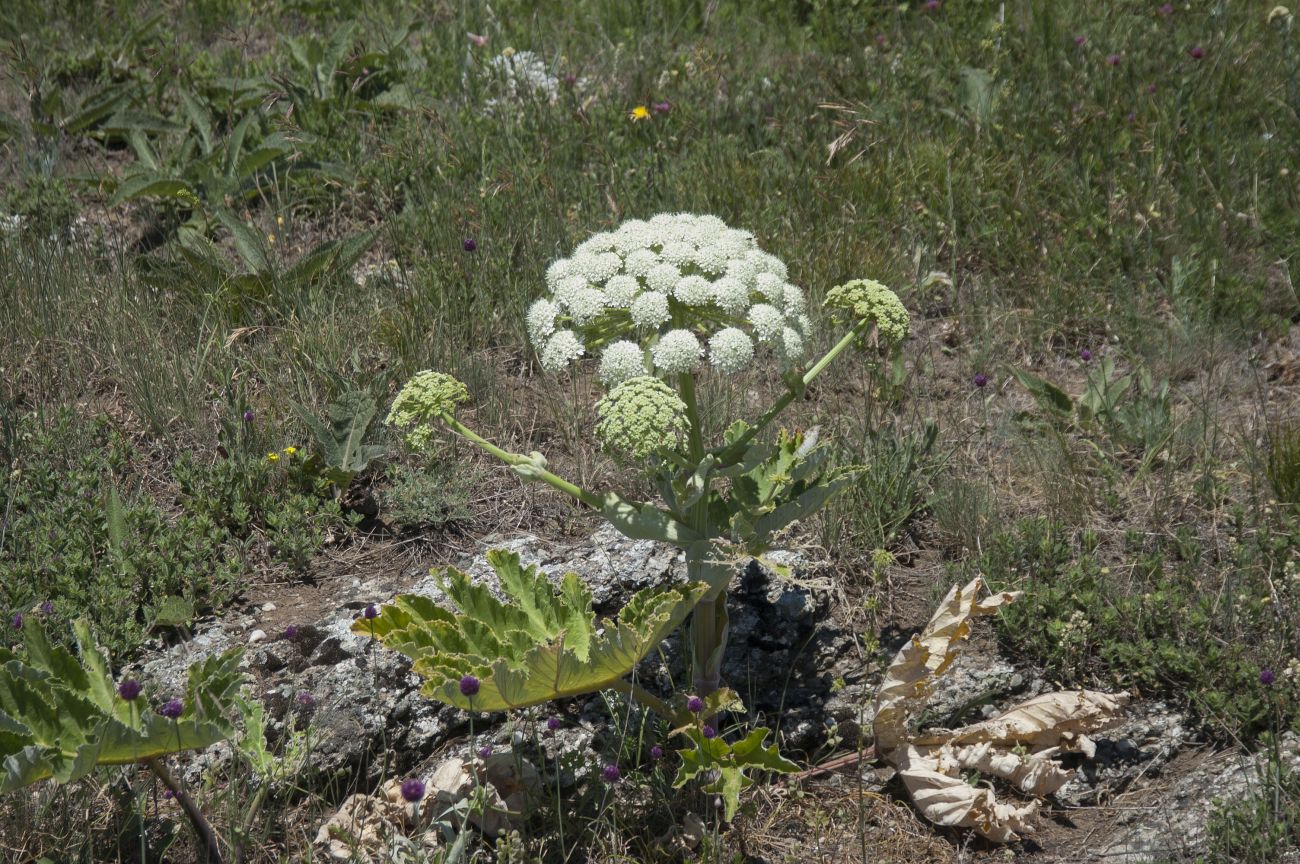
xmin=595 ymin=376 xmax=690 ymax=459
xmin=823 ymin=279 xmax=910 ymax=346
xmin=386 ymin=371 xmax=470 ymax=449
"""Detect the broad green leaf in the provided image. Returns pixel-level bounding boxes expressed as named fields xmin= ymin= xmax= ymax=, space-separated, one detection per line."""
xmin=0 ymin=617 xmax=243 ymax=793
xmin=212 ymin=206 xmax=270 ymax=274
xmin=108 ymin=175 xmax=195 ymax=207
xmin=674 ymin=726 xmax=797 ymax=821
xmin=354 ymin=550 xmax=709 ymax=712
xmin=1010 ymin=368 xmax=1073 ymax=416
xmin=601 ymin=493 xmax=699 ymax=545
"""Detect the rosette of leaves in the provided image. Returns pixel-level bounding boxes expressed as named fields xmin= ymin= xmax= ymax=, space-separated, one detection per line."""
xmin=0 ymin=617 xmax=243 ymax=793
xmin=352 ymin=550 xmax=709 ymax=711
xmin=675 ymin=724 xmax=798 ymax=821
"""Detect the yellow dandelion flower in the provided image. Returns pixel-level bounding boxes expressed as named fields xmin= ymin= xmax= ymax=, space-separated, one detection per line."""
xmin=283 ymin=446 xmax=297 ymax=456
xmin=268 ymin=232 xmax=276 ymax=245
xmin=630 ymin=105 xmax=651 ymax=121
xmin=266 ymin=452 xmax=280 ymax=462
xmin=276 ymin=215 xmax=285 ymax=227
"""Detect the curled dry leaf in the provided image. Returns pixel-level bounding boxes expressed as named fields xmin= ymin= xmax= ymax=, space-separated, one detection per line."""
xmin=872 ymin=577 xmax=1128 ymax=842
xmin=429 ymin=752 xmax=541 ymax=838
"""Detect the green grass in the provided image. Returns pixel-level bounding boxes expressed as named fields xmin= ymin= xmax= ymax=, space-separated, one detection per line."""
xmin=1 ymin=0 xmax=1299 ymax=861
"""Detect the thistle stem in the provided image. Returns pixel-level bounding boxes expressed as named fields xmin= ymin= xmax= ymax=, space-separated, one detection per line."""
xmin=146 ymin=757 xmax=224 ymax=864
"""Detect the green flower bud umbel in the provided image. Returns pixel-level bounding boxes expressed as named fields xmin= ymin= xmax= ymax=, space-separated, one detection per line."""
xmin=386 ymin=371 xmax=470 ymax=449
xmin=595 ymin=376 xmax=690 ymax=459
xmin=823 ymin=279 xmax=910 ymax=346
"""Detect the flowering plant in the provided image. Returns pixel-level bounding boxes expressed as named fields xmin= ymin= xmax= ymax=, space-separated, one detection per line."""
xmin=378 ymin=212 xmax=907 ymax=714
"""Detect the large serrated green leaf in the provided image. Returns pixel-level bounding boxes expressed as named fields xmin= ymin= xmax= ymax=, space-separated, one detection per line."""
xmin=0 ymin=618 xmax=244 ymax=794
xmin=355 ymin=551 xmax=708 ymax=712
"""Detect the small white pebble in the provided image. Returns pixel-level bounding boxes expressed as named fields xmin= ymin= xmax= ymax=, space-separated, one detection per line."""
xmin=248 ymin=629 xmax=267 ymax=644
xmin=261 ymin=602 xmax=277 ymax=612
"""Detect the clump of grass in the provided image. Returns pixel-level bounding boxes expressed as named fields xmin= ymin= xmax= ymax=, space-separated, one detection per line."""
xmin=1265 ymin=419 xmax=1300 ymax=509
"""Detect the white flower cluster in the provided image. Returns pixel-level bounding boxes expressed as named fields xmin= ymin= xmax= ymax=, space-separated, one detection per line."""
xmin=527 ymin=213 xmax=812 ymax=378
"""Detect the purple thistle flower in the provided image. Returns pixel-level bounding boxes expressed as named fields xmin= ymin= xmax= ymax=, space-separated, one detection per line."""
xmin=163 ymin=789 xmax=175 ymax=800
xmin=1080 ymin=349 xmax=1093 ymax=362
xmin=283 ymin=625 xmax=299 ymax=640
xmin=459 ymin=674 xmax=480 ymax=697
xmin=1074 ymin=35 xmax=1087 ymax=47
xmin=297 ymin=691 xmax=316 ymax=707
xmin=687 ymin=696 xmax=704 ymax=713
xmin=401 ymin=777 xmax=426 ymax=803
xmin=652 ymin=101 xmax=672 ymax=114
xmin=923 ymin=0 xmax=940 ymax=10
xmin=118 ymin=679 xmax=143 ymax=702
xmin=1189 ymin=46 xmax=1205 ymax=60
xmin=1260 ymin=668 xmax=1276 ymax=686
xmin=242 ymin=409 xmax=255 ymax=424
xmin=363 ymin=604 xmax=378 ymax=620
xmin=1147 ymin=83 xmax=1159 ymax=94
xmin=601 ymin=763 xmax=621 ymax=783
xmin=650 ymin=745 xmax=664 ymax=760
xmin=702 ymin=724 xmax=717 ymax=739
xmin=1107 ymin=54 xmax=1122 ymax=67
xmin=478 ymin=745 xmax=493 ymax=759
xmin=39 ymin=601 xmax=53 ymax=616
xmin=10 ymin=613 xmax=22 ymax=630
xmin=159 ymin=698 xmax=184 ymax=719
xmin=546 ymin=714 xmax=561 ymax=731
xmin=462 ymin=238 xmax=477 ymax=253
xmin=973 ymin=372 xmax=989 ymax=389
xmin=1159 ymin=3 xmax=1174 ymax=16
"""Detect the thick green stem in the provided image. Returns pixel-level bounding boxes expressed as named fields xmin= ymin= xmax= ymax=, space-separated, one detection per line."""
xmin=677 ymin=373 xmax=729 ymax=696
xmin=442 ymin=415 xmax=604 ymax=510
xmin=716 ymin=317 xmax=877 ymax=466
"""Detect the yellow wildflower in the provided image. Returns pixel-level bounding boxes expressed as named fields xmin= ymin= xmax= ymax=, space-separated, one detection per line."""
xmin=266 ymin=452 xmax=280 ymax=462
xmin=268 ymin=232 xmax=276 ymax=245
xmin=283 ymin=446 xmax=297 ymax=457
xmin=630 ymin=105 xmax=651 ymax=121
xmin=276 ymin=215 xmax=285 ymax=227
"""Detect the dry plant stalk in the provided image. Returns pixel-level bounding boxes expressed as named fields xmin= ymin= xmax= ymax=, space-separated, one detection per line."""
xmin=872 ymin=577 xmax=1128 ymax=842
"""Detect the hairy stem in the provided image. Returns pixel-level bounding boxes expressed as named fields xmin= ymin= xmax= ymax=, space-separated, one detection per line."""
xmin=442 ymin=415 xmax=604 ymax=509
xmin=146 ymin=757 xmax=224 ymax=864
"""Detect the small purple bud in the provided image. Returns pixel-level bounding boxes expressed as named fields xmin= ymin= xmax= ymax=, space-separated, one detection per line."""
xmin=283 ymin=625 xmax=299 ymax=640
xmin=686 ymin=696 xmax=704 ymax=713
xmin=1126 ymin=111 xmax=1137 ymax=123
xmin=562 ymin=72 xmax=577 ymax=87
xmin=650 ymin=745 xmax=664 ymax=760
xmin=459 ymin=674 xmax=480 ymax=697
xmin=163 ymin=789 xmax=175 ymax=800
xmin=601 ymin=763 xmax=621 ymax=783
xmin=118 ymin=679 xmax=142 ymax=701
xmin=297 ymin=691 xmax=316 ymax=707
xmin=1074 ymin=35 xmax=1087 ymax=47
xmin=702 ymin=724 xmax=717 ymax=739
xmin=1189 ymin=46 xmax=1205 ymax=60
xmin=546 ymin=714 xmax=561 ymax=731
xmin=652 ymin=101 xmax=671 ymax=114
xmin=478 ymin=745 xmax=493 ymax=759
xmin=10 ymin=613 xmax=22 ymax=630
xmin=1159 ymin=3 xmax=1174 ymax=16
xmin=923 ymin=0 xmax=940 ymax=10
xmin=401 ymin=777 xmax=426 ymax=803
xmin=39 ymin=601 xmax=53 ymax=616
xmin=1146 ymin=83 xmax=1159 ymax=94
xmin=159 ymin=698 xmax=183 ymax=719
xmin=363 ymin=604 xmax=378 ymax=620
xmin=242 ymin=409 xmax=255 ymax=424
xmin=1260 ymin=668 xmax=1276 ymax=686
xmin=1107 ymin=54 xmax=1122 ymax=67
xmin=462 ymin=237 xmax=477 ymax=253
xmin=1080 ymin=349 xmax=1093 ymax=362
xmin=973 ymin=373 xmax=988 ymax=389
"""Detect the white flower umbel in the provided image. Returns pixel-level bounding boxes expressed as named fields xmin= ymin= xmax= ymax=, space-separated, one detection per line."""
xmin=599 ymin=341 xmax=649 ymax=388
xmin=526 ymin=299 xmax=558 ymax=343
xmin=527 ymin=212 xmax=813 ymax=376
xmin=708 ymin=327 xmax=754 ymax=373
xmin=651 ymin=329 xmax=703 ymax=375
xmin=541 ymin=329 xmax=585 ymax=372
xmin=630 ymin=292 xmax=672 ymax=329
